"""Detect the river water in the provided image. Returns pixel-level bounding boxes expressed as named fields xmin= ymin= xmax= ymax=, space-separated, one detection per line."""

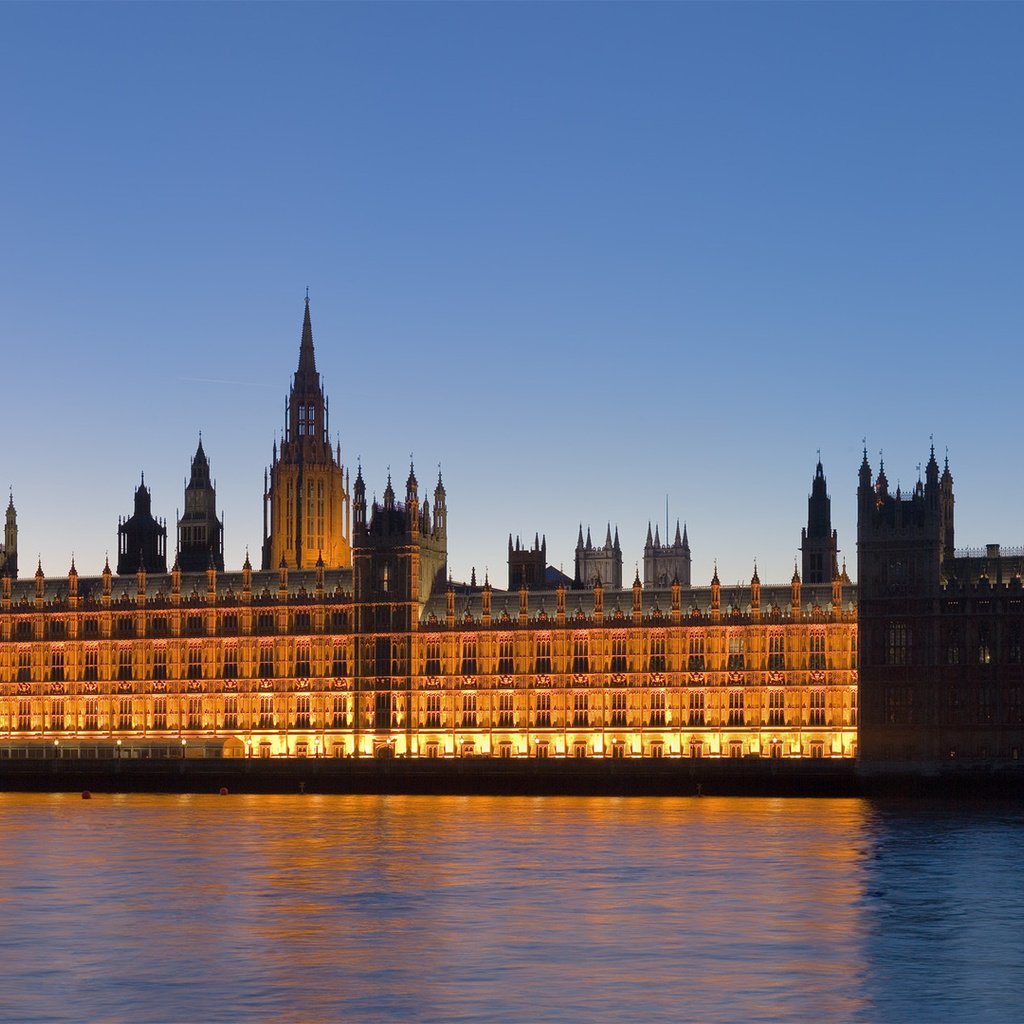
xmin=0 ymin=793 xmax=1020 ymax=1023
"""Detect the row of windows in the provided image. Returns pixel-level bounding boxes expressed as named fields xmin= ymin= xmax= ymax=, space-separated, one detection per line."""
xmin=4 ymin=695 xmax=351 ymax=733
xmin=1 ymin=693 xmax=848 ymax=733
xmin=885 ymin=621 xmax=1024 ymax=667
xmin=4 ymin=610 xmax=351 ymax=640
xmin=4 ymin=647 xmax=350 ymax=682
xmin=882 ymin=685 xmax=1024 ymax=725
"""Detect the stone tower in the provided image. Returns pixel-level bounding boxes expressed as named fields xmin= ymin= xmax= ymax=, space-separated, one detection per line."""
xmin=508 ymin=534 xmax=546 ymax=590
xmin=117 ymin=474 xmax=167 ymax=575
xmin=574 ymin=524 xmax=622 ymax=589
xmin=643 ymin=520 xmax=691 ymax=587
xmin=351 ymin=467 xmax=427 ymax=741
xmin=801 ymin=457 xmax=839 ymax=584
xmin=262 ymin=296 xmax=351 ymax=570
xmin=177 ymin=437 xmax=224 ymax=572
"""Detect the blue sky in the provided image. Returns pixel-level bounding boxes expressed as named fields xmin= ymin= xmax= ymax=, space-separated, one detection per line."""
xmin=2 ymin=3 xmax=1022 ymax=587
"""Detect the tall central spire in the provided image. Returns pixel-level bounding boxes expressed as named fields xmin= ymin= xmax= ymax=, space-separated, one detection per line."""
xmin=297 ymin=293 xmax=317 ymax=378
xmin=262 ymin=296 xmax=351 ymax=571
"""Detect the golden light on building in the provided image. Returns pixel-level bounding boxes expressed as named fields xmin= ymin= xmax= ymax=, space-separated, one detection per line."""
xmin=0 ymin=300 xmax=858 ymax=764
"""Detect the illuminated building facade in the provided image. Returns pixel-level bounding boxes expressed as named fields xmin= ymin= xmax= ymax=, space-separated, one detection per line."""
xmin=0 ymin=557 xmax=858 ymax=761
xmin=0 ymin=301 xmax=859 ymax=761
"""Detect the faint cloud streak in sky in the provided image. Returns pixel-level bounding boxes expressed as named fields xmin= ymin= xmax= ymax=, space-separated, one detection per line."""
xmin=176 ymin=377 xmax=277 ymax=388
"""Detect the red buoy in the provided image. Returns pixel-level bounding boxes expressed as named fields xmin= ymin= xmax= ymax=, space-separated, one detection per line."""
xmin=81 ymin=791 xmax=92 ymax=800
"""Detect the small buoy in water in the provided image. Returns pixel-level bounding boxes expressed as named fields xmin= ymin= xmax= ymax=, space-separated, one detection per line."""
xmin=219 ymin=787 xmax=229 ymax=796
xmin=81 ymin=791 xmax=92 ymax=800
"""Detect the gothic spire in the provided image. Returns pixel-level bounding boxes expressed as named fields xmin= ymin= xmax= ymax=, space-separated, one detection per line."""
xmin=298 ymin=293 xmax=317 ymax=377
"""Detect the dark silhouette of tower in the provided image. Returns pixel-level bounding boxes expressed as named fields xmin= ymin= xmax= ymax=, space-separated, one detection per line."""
xmin=1 ymin=492 xmax=17 ymax=578
xmin=177 ymin=437 xmax=224 ymax=571
xmin=508 ymin=534 xmax=546 ymax=590
xmin=801 ymin=457 xmax=839 ymax=584
xmin=857 ymin=445 xmax=954 ymax=760
xmin=117 ymin=474 xmax=167 ymax=575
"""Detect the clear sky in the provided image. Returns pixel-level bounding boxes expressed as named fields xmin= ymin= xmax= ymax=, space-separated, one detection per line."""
xmin=2 ymin=3 xmax=1022 ymax=588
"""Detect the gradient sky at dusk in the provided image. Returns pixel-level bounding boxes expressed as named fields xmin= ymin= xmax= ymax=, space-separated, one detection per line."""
xmin=2 ymin=3 xmax=1022 ymax=588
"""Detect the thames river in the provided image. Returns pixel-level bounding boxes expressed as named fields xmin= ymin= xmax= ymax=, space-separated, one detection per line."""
xmin=0 ymin=794 xmax=1021 ymax=1023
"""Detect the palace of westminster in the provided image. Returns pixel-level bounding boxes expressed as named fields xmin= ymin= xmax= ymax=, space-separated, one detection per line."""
xmin=1 ymin=300 xmax=1023 ymax=766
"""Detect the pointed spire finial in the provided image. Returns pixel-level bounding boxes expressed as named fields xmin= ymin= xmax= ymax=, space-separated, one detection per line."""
xmin=298 ymin=292 xmax=316 ymax=375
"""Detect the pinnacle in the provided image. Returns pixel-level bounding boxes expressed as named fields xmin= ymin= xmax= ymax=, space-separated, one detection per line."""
xmin=297 ymin=293 xmax=317 ymax=376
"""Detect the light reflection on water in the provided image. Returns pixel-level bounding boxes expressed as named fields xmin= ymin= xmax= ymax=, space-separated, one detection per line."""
xmin=0 ymin=794 xmax=1021 ymax=1022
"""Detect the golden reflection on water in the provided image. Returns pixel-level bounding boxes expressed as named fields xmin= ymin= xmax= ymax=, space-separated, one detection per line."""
xmin=0 ymin=794 xmax=882 ymax=1023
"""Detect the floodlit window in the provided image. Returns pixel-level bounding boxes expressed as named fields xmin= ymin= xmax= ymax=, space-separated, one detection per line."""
xmin=610 ymin=691 xmax=627 ymax=727
xmin=809 ymin=689 xmax=826 ymax=726
xmin=498 ymin=691 xmax=514 ymax=728
xmin=425 ymin=693 xmax=442 ymax=729
xmin=572 ymin=691 xmax=589 ymax=727
xmin=809 ymin=634 xmax=826 ymax=670
xmin=728 ymin=689 xmax=745 ymax=726
xmin=535 ymin=692 xmax=552 ymax=728
xmin=688 ymin=689 xmax=705 ymax=726
xmin=610 ymin=635 xmax=628 ymax=673
xmin=650 ymin=691 xmax=666 ymax=727
xmin=534 ymin=636 xmax=551 ymax=673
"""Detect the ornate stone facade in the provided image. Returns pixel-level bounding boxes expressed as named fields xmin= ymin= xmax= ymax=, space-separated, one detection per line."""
xmin=0 ymin=299 xmax=859 ymax=761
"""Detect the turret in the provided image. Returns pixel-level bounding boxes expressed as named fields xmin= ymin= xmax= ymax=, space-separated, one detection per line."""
xmin=482 ymin=574 xmax=492 ymax=626
xmin=353 ymin=464 xmax=367 ymax=531
xmin=117 ymin=474 xmax=167 ymax=576
xmin=858 ymin=445 xmax=873 ymax=516
xmin=645 ymin=516 xmax=690 ymax=587
xmin=940 ymin=451 xmax=955 ymax=561
xmin=575 ymin=521 xmax=622 ymax=589
xmin=177 ymin=436 xmax=224 ymax=572
xmin=405 ymin=462 xmax=419 ymax=536
xmin=1 ymin=491 xmax=17 ymax=578
xmin=801 ymin=455 xmax=839 ymax=584
xmin=508 ymin=532 xmax=547 ymax=590
xmin=433 ymin=470 xmax=447 ymax=537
